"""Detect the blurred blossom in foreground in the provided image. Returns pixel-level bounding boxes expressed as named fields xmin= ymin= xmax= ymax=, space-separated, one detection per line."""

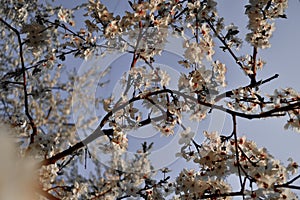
xmin=0 ymin=123 xmax=36 ymax=200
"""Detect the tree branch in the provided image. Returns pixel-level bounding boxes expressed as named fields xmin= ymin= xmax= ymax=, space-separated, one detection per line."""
xmin=232 ymin=114 xmax=244 ymax=195
xmin=250 ymin=46 xmax=258 ymax=85
xmin=0 ymin=17 xmax=38 ymax=143
xmin=215 ymin=73 xmax=279 ymax=102
xmin=39 ymin=88 xmax=299 ymax=167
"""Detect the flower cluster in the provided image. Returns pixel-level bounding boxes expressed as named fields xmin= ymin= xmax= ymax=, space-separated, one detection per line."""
xmin=185 ymin=0 xmax=217 ymax=22
xmin=178 ymin=61 xmax=225 ymax=102
xmin=183 ymin=24 xmax=215 ymax=64
xmin=224 ymin=23 xmax=243 ymax=50
xmin=58 ymin=8 xmax=75 ymax=26
xmin=86 ymin=0 xmax=114 ymax=25
xmin=178 ymin=127 xmax=195 ymax=145
xmin=268 ymin=88 xmax=300 ymax=132
xmin=177 ymin=131 xmax=299 ymax=199
xmin=226 ymin=86 xmax=261 ymax=113
xmin=93 ymin=142 xmax=174 ymax=199
xmin=21 ymin=22 xmax=50 ymax=50
xmin=175 ymin=168 xmax=232 ymax=199
xmin=212 ymin=60 xmax=227 ymax=87
xmin=245 ymin=0 xmax=288 ymax=49
xmin=39 ymin=164 xmax=59 ymax=189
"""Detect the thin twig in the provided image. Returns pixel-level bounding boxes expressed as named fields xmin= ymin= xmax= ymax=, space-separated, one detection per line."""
xmin=205 ymin=18 xmax=253 ymax=82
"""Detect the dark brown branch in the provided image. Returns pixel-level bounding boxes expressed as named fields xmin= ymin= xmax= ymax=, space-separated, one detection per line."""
xmin=232 ymin=114 xmax=244 ymax=193
xmin=215 ymin=74 xmax=279 ymax=102
xmin=284 ymin=174 xmax=300 ymax=185
xmin=0 ymin=17 xmax=38 ymax=143
xmin=192 ymin=139 xmax=202 ymax=153
xmin=197 ymin=97 xmax=298 ymax=119
xmin=274 ymin=184 xmax=300 ymax=190
xmin=38 ymin=129 xmax=110 ymax=167
xmin=250 ymin=47 xmax=258 ymax=85
xmin=39 ymin=114 xmax=163 ymax=167
xmin=174 ymin=7 xmax=188 ymax=20
xmin=39 ymin=88 xmax=299 ymax=167
xmin=274 ymin=174 xmax=300 ymax=190
xmin=1 ymin=81 xmax=24 ymax=86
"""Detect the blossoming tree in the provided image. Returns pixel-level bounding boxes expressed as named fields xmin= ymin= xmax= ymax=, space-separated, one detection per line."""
xmin=0 ymin=0 xmax=300 ymax=199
